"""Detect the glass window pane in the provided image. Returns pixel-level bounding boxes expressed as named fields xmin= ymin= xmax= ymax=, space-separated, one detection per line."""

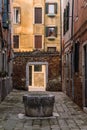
xmin=48 ymin=4 xmax=54 ymax=14
xmin=48 ymin=27 xmax=55 ymax=36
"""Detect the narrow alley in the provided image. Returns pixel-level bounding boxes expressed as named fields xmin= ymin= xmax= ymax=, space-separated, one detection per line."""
xmin=0 ymin=90 xmax=87 ymax=130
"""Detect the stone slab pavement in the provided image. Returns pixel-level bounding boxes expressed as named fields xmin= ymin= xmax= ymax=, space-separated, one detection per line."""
xmin=0 ymin=89 xmax=87 ymax=130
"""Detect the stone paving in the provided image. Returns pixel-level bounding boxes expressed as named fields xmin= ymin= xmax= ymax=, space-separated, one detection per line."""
xmin=0 ymin=90 xmax=87 ymax=130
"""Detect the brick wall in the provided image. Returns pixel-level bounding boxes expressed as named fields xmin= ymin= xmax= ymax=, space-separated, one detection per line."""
xmin=74 ymin=74 xmax=83 ymax=107
xmin=13 ymin=51 xmax=61 ymax=90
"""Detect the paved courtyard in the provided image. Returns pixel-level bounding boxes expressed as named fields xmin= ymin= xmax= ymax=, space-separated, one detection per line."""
xmin=0 ymin=90 xmax=87 ymax=130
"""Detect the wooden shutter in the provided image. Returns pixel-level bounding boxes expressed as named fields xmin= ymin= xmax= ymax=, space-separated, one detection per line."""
xmin=13 ymin=35 xmax=19 ymax=48
xmin=54 ymin=3 xmax=57 ymax=14
xmin=67 ymin=2 xmax=70 ymax=30
xmin=35 ymin=8 xmax=42 ymax=24
xmin=35 ymin=36 xmax=42 ymax=49
xmin=55 ymin=27 xmax=57 ymax=37
xmin=45 ymin=3 xmax=48 ymax=14
xmin=74 ymin=42 xmax=79 ymax=72
xmin=65 ymin=8 xmax=67 ymax=33
xmin=63 ymin=9 xmax=66 ymax=35
xmin=45 ymin=27 xmax=48 ymax=37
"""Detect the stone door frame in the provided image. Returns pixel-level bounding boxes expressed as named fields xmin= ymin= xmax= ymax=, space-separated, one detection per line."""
xmin=26 ymin=62 xmax=48 ymax=90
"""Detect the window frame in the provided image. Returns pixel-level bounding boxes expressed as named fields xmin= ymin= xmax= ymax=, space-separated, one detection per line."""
xmin=45 ymin=3 xmax=57 ymax=17
xmin=34 ymin=35 xmax=43 ymax=49
xmin=13 ymin=35 xmax=19 ymax=49
xmin=13 ymin=7 xmax=21 ymax=24
xmin=45 ymin=26 xmax=57 ymax=39
xmin=34 ymin=65 xmax=42 ymax=72
xmin=34 ymin=7 xmax=42 ymax=24
xmin=63 ymin=2 xmax=70 ymax=35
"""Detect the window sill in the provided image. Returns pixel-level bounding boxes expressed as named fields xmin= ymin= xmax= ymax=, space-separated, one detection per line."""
xmin=13 ymin=23 xmax=20 ymax=25
xmin=47 ymin=36 xmax=56 ymax=40
xmin=47 ymin=14 xmax=56 ymax=17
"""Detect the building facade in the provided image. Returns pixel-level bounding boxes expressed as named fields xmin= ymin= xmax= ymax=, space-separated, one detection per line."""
xmin=12 ymin=0 xmax=61 ymax=91
xmin=61 ymin=0 xmax=73 ymax=95
xmin=0 ymin=0 xmax=13 ymax=101
xmin=13 ymin=0 xmax=60 ymax=52
xmin=62 ymin=0 xmax=87 ymax=108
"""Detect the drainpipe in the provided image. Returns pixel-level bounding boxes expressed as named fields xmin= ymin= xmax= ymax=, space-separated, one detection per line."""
xmin=71 ymin=0 xmax=74 ymax=99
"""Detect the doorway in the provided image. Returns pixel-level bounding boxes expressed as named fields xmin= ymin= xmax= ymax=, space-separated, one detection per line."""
xmin=84 ymin=44 xmax=87 ymax=106
xmin=26 ymin=62 xmax=48 ymax=91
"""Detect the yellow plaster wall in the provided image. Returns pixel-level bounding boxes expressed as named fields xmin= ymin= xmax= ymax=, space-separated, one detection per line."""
xmin=34 ymin=73 xmax=44 ymax=87
xmin=13 ymin=0 xmax=60 ymax=52
xmin=45 ymin=0 xmax=60 ymax=51
xmin=13 ymin=0 xmax=33 ymax=51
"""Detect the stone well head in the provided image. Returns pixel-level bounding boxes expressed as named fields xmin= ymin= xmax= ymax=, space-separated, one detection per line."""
xmin=23 ymin=93 xmax=55 ymax=117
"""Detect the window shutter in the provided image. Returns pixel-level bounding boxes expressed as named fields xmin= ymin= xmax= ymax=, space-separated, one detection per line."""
xmin=13 ymin=35 xmax=19 ymax=48
xmin=35 ymin=8 xmax=42 ymax=24
xmin=55 ymin=27 xmax=57 ymax=37
xmin=54 ymin=3 xmax=57 ymax=14
xmin=63 ymin=9 xmax=66 ymax=35
xmin=45 ymin=27 xmax=48 ymax=37
xmin=35 ymin=36 xmax=42 ymax=49
xmin=2 ymin=0 xmax=9 ymax=28
xmin=74 ymin=42 xmax=79 ymax=72
xmin=67 ymin=2 xmax=70 ymax=30
xmin=45 ymin=3 xmax=48 ymax=14
xmin=65 ymin=8 xmax=67 ymax=33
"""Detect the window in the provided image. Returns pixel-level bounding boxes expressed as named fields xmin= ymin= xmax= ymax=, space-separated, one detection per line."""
xmin=63 ymin=2 xmax=70 ymax=35
xmin=13 ymin=8 xmax=20 ymax=24
xmin=46 ymin=27 xmax=57 ymax=38
xmin=45 ymin=3 xmax=57 ymax=16
xmin=35 ymin=8 xmax=42 ymax=24
xmin=35 ymin=35 xmax=42 ymax=49
xmin=34 ymin=65 xmax=42 ymax=72
xmin=48 ymin=4 xmax=55 ymax=14
xmin=47 ymin=47 xmax=56 ymax=52
xmin=2 ymin=0 xmax=9 ymax=28
xmin=29 ymin=66 xmax=32 ymax=86
xmin=13 ymin=35 xmax=19 ymax=48
xmin=74 ymin=42 xmax=79 ymax=72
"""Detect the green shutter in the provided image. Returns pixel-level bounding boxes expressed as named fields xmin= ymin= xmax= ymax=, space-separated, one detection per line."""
xmin=45 ymin=3 xmax=48 ymax=14
xmin=63 ymin=9 xmax=66 ymax=35
xmin=65 ymin=8 xmax=67 ymax=33
xmin=54 ymin=3 xmax=57 ymax=14
xmin=74 ymin=42 xmax=79 ymax=72
xmin=67 ymin=2 xmax=70 ymax=30
xmin=45 ymin=27 xmax=48 ymax=37
xmin=55 ymin=27 xmax=57 ymax=37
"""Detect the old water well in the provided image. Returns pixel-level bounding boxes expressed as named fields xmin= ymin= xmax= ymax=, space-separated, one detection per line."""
xmin=23 ymin=93 xmax=55 ymax=117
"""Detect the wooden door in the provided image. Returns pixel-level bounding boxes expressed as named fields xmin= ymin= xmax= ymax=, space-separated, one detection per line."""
xmin=84 ymin=45 xmax=87 ymax=106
